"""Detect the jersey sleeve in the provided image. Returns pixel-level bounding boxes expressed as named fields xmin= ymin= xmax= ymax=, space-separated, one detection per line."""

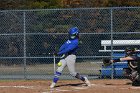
xmin=59 ymin=42 xmax=66 ymax=51
xmin=58 ymin=40 xmax=78 ymax=55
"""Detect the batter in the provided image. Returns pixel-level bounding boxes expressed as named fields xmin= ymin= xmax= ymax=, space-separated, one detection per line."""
xmin=50 ymin=27 xmax=91 ymax=88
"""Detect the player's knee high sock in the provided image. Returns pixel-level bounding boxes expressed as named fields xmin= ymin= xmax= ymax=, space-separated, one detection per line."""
xmin=75 ymin=73 xmax=85 ymax=81
xmin=53 ymin=71 xmax=61 ymax=83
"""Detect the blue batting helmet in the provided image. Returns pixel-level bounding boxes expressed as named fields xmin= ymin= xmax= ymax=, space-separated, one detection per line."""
xmin=69 ymin=27 xmax=79 ymax=39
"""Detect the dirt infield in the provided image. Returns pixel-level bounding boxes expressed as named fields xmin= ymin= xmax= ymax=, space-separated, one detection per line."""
xmin=0 ymin=79 xmax=140 ymax=93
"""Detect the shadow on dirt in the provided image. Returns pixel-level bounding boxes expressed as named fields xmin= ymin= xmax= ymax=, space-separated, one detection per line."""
xmin=105 ymin=82 xmax=132 ymax=86
xmin=55 ymin=83 xmax=85 ymax=88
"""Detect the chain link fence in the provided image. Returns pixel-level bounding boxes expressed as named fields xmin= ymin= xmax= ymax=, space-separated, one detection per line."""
xmin=0 ymin=7 xmax=140 ymax=79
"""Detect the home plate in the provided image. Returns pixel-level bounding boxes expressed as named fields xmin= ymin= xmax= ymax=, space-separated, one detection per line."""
xmin=130 ymin=87 xmax=140 ymax=89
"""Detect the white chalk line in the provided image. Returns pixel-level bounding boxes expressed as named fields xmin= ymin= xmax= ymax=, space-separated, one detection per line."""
xmin=0 ymin=85 xmax=35 ymax=89
xmin=92 ymin=83 xmax=140 ymax=90
xmin=0 ymin=85 xmax=71 ymax=93
xmin=42 ymin=88 xmax=71 ymax=93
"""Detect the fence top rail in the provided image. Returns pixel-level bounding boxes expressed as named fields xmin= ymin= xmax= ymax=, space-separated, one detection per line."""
xmin=1 ymin=7 xmax=140 ymax=12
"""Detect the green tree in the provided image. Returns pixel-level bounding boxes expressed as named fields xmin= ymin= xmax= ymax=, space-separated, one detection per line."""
xmin=0 ymin=0 xmax=63 ymax=10
xmin=1 ymin=0 xmax=140 ymax=10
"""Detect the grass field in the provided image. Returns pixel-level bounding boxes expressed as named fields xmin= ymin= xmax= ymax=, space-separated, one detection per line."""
xmin=0 ymin=61 xmax=102 ymax=75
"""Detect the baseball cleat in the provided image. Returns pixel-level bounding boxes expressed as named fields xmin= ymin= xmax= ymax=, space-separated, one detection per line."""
xmin=50 ymin=82 xmax=56 ymax=88
xmin=84 ymin=77 xmax=91 ymax=87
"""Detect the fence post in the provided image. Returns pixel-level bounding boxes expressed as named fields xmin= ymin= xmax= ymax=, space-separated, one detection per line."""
xmin=110 ymin=8 xmax=114 ymax=79
xmin=53 ymin=55 xmax=56 ymax=74
xmin=23 ymin=11 xmax=27 ymax=79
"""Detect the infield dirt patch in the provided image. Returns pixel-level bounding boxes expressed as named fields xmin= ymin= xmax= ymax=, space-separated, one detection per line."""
xmin=0 ymin=79 xmax=139 ymax=93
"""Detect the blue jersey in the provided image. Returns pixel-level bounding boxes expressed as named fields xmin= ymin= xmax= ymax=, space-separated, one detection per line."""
xmin=58 ymin=39 xmax=79 ymax=55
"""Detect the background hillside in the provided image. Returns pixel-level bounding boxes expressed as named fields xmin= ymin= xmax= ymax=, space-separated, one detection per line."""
xmin=1 ymin=0 xmax=140 ymax=10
